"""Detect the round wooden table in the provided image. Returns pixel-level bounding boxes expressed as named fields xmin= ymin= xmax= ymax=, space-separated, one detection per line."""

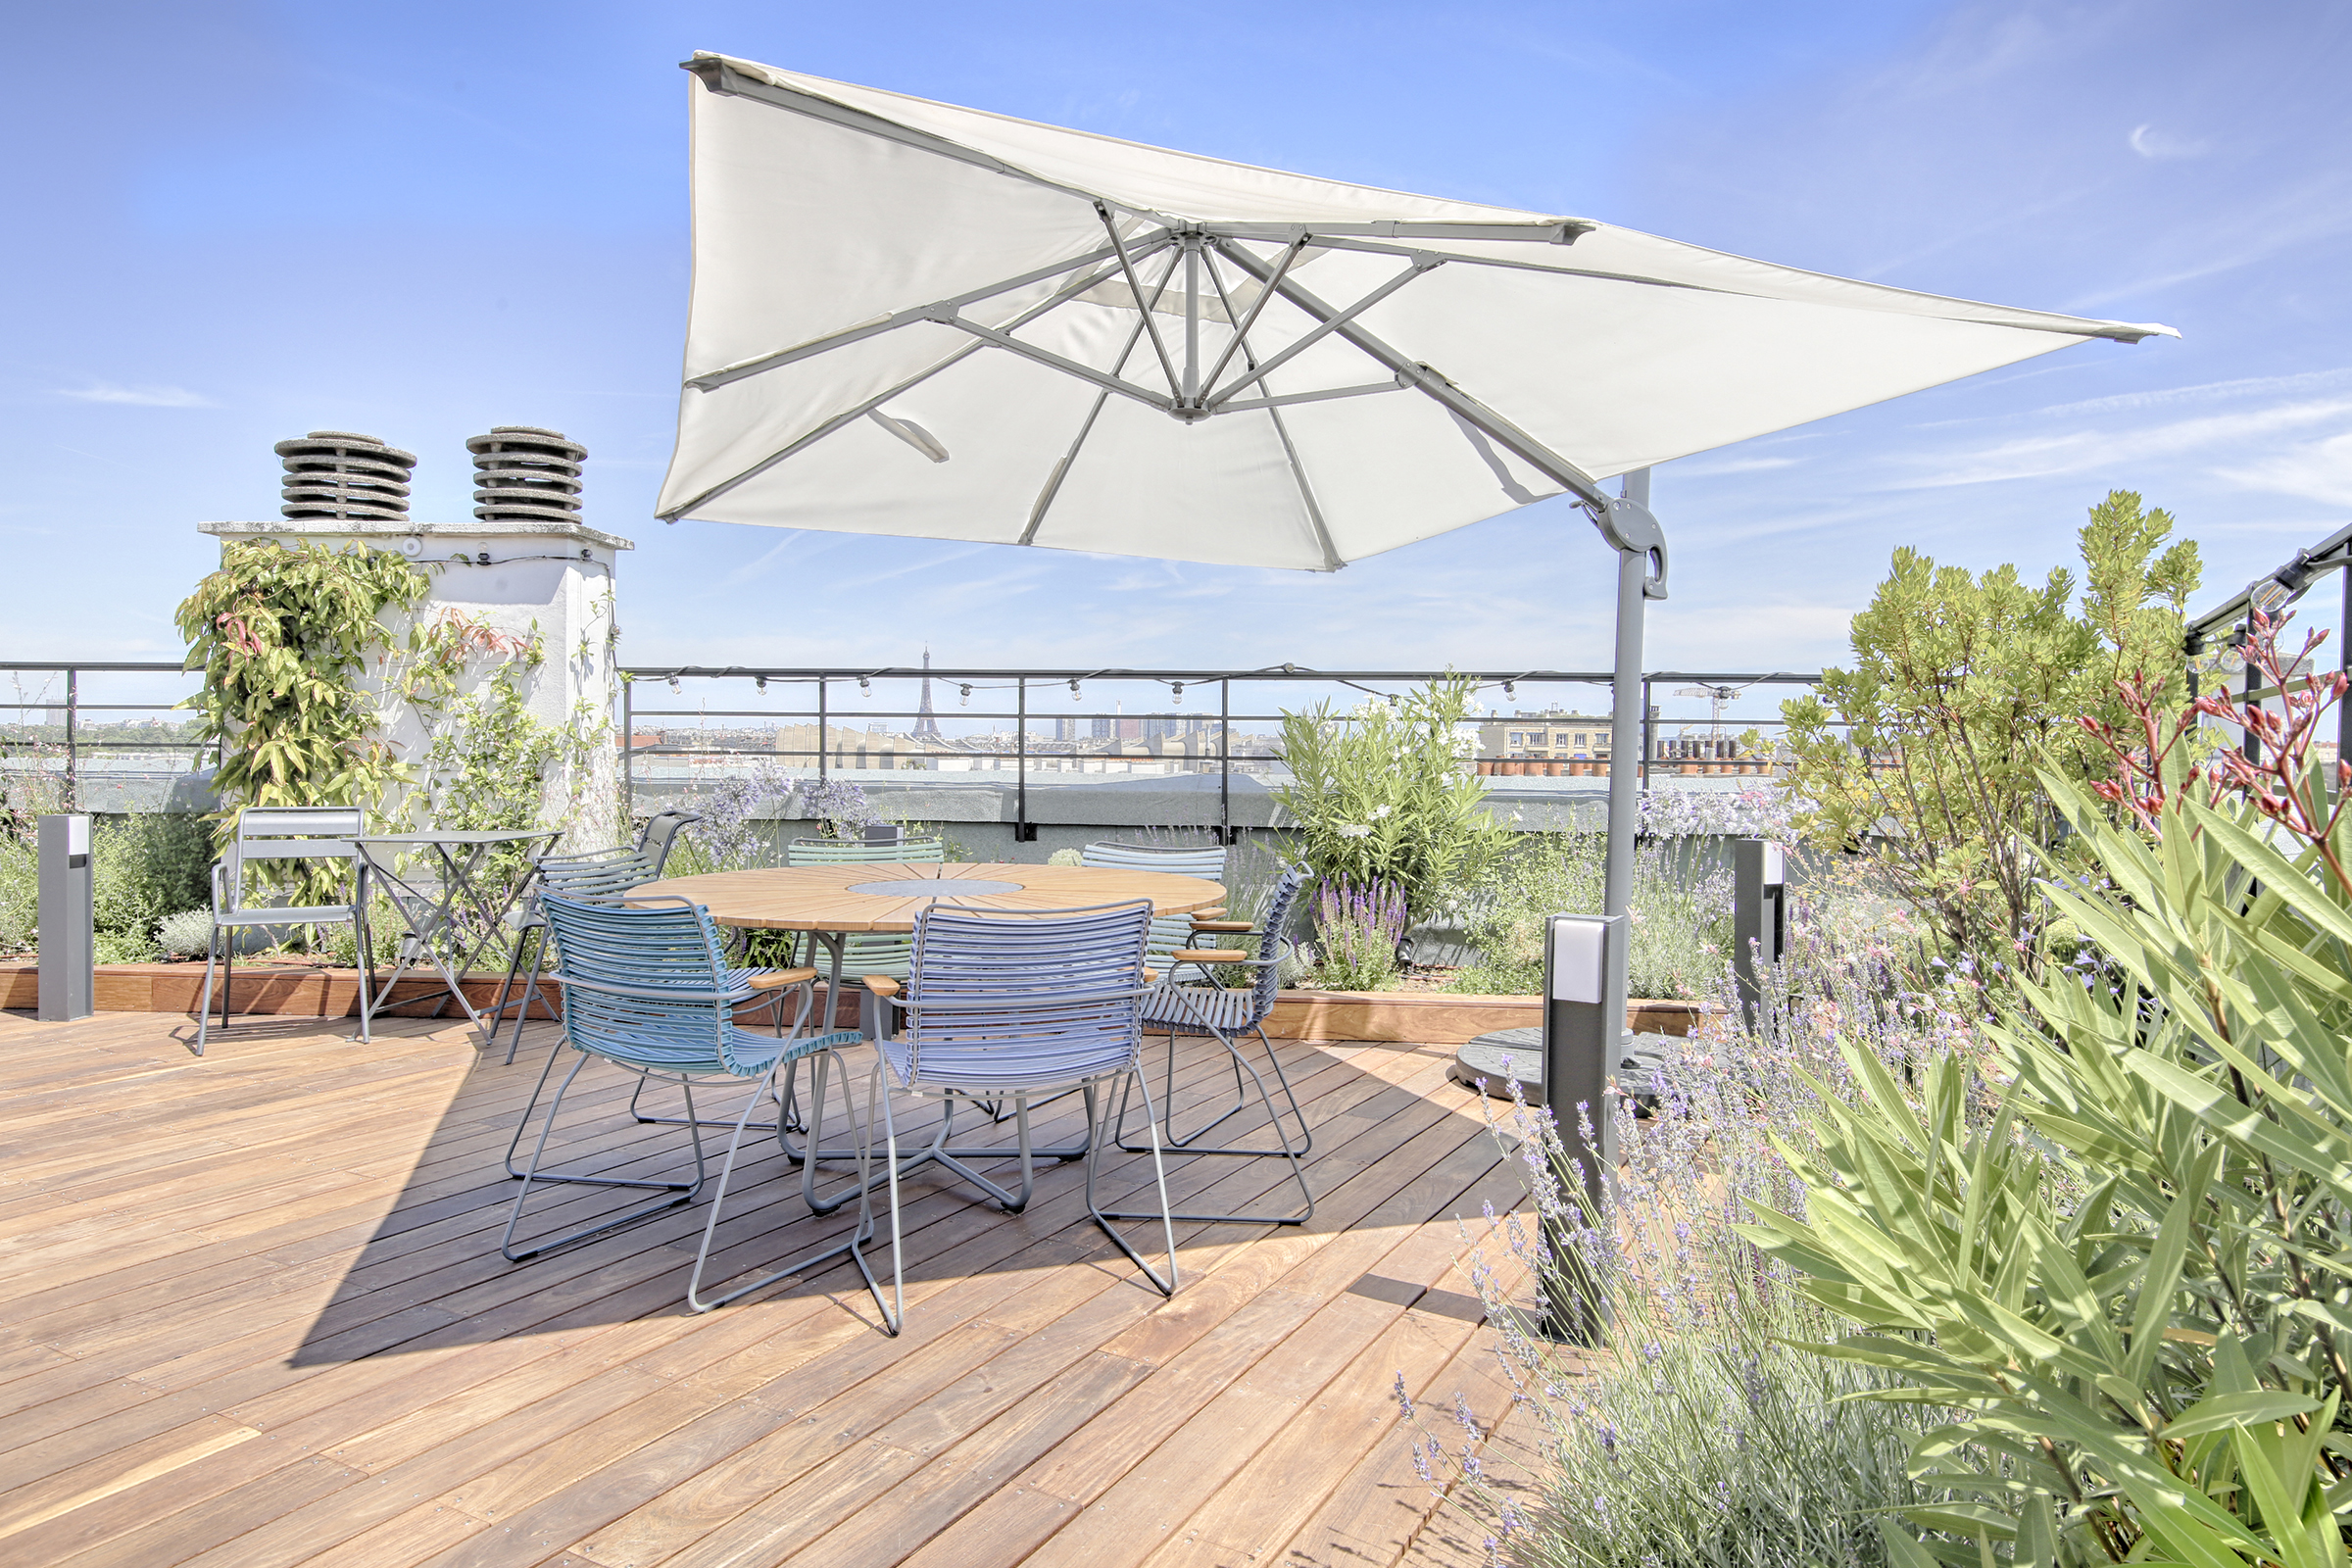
xmin=629 ymin=860 xmax=1226 ymax=934
xmin=627 ymin=860 xmax=1227 ymax=1206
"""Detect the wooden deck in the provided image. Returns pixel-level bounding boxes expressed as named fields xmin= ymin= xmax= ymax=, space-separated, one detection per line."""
xmin=0 ymin=1003 xmax=1524 ymax=1568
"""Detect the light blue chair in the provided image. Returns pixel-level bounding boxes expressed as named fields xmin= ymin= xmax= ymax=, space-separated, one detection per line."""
xmin=1115 ymin=863 xmax=1315 ymax=1227
xmin=1079 ymin=839 xmax=1231 ymax=969
xmin=196 ymin=807 xmax=375 ymax=1056
xmin=503 ymin=893 xmax=887 ymax=1324
xmin=489 ymin=808 xmax=703 ymax=1064
xmin=864 ymin=899 xmax=1176 ymax=1331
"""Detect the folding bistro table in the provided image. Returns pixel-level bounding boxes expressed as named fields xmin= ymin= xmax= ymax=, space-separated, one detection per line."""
xmin=352 ymin=828 xmax=564 ymax=1037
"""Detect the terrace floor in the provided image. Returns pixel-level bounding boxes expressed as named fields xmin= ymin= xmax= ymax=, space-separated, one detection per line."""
xmin=0 ymin=1002 xmax=1525 ymax=1568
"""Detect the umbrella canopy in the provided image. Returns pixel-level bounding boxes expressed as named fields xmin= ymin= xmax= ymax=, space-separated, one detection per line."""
xmin=655 ymin=52 xmax=2173 ymax=573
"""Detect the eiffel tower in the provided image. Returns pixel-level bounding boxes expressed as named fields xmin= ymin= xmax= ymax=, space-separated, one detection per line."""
xmin=912 ymin=647 xmax=942 ymax=740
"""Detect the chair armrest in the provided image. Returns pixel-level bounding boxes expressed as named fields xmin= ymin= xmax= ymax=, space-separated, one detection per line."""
xmin=746 ymin=968 xmax=818 ymax=990
xmin=1189 ymin=919 xmax=1253 ymax=933
xmin=1189 ymin=906 xmax=1229 ymax=921
xmin=1144 ymin=967 xmax=1157 ymax=985
xmin=862 ymin=976 xmax=902 ymax=998
xmin=1171 ymin=949 xmax=1248 ymax=963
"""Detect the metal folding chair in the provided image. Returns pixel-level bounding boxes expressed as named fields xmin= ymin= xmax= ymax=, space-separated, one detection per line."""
xmin=864 ymin=898 xmax=1177 ymax=1331
xmin=1112 ymin=864 xmax=1315 ymax=1226
xmin=195 ymin=807 xmax=375 ymax=1056
xmin=503 ymin=893 xmax=886 ymax=1322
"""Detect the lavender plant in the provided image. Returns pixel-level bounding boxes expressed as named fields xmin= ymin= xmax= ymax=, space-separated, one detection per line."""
xmin=1415 ymin=879 xmax=1981 ymax=1566
xmin=1312 ymin=876 xmax=1407 ymax=991
xmin=666 ymin=761 xmax=795 ymax=874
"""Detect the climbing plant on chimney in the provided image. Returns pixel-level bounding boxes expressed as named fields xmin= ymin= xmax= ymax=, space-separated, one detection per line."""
xmin=177 ymin=539 xmax=430 ymax=824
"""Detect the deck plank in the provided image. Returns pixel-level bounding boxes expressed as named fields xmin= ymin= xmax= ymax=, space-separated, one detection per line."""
xmin=0 ymin=1008 xmax=1517 ymax=1568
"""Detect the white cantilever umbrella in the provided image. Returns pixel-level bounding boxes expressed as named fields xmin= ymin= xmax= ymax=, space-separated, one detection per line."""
xmin=653 ymin=50 xmax=2174 ymax=1060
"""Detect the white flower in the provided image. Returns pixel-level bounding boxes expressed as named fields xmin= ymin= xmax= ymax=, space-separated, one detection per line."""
xmin=1370 ymin=805 xmax=1394 ymax=819
xmin=1336 ymin=824 xmax=1372 ymax=839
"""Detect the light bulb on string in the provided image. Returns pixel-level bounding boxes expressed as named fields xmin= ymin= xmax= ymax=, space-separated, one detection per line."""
xmin=857 ymin=675 xmax=871 ymax=695
xmin=755 ymin=676 xmax=766 ymax=694
xmin=1069 ymin=680 xmax=1082 ymax=702
xmin=1502 ymin=681 xmax=1515 ymax=700
xmin=959 ymin=684 xmax=971 ymax=708
xmin=667 ymin=676 xmax=682 ymax=695
xmin=1171 ymin=682 xmax=1185 ymax=706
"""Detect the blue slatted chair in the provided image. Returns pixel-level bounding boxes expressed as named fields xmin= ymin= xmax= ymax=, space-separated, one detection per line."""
xmin=490 ymin=808 xmax=703 ymax=1064
xmin=504 ymin=893 xmax=887 ymax=1323
xmin=782 ymin=834 xmax=947 ymax=986
xmin=196 ymin=807 xmax=376 ymax=1056
xmin=1079 ymin=840 xmax=1232 ymax=969
xmin=1111 ymin=864 xmax=1315 ymax=1227
xmin=862 ymin=900 xmax=1175 ymax=1331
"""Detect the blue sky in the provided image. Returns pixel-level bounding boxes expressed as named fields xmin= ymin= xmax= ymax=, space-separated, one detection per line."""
xmin=6 ymin=0 xmax=2350 ymax=726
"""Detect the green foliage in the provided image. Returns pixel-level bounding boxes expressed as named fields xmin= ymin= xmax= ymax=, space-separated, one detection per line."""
xmin=177 ymin=540 xmax=430 ymax=822
xmin=92 ymin=812 xmax=212 ymax=954
xmin=1275 ymin=674 xmax=1508 ymax=920
xmin=1449 ymin=832 xmax=1730 ymax=1000
xmin=1778 ymin=491 xmax=2199 ymax=969
xmin=1746 ymin=723 xmax=2352 ymax=1558
xmin=0 ymin=835 xmax=33 ymax=952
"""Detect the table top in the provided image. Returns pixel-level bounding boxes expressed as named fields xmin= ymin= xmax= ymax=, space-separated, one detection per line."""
xmin=353 ymin=830 xmax=563 ymax=847
xmin=630 ymin=861 xmax=1226 ymax=934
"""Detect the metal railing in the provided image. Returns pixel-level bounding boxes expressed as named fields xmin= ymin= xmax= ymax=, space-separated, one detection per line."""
xmin=0 ymin=658 xmax=1834 ymax=835
xmin=619 ymin=663 xmax=1828 ymax=842
xmin=0 ymin=661 xmax=214 ymax=812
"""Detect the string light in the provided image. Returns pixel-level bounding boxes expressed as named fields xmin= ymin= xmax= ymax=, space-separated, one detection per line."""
xmin=755 ymin=675 xmax=766 ymax=693
xmin=1502 ymin=681 xmax=1516 ymax=699
xmin=1170 ymin=681 xmax=1185 ymax=706
xmin=857 ymin=675 xmax=871 ymax=695
xmin=959 ymin=684 xmax=972 ymax=707
xmin=1387 ymin=693 xmax=1400 ymax=709
xmin=667 ymin=676 xmax=681 ymax=695
xmin=1068 ymin=679 xmax=1082 ymax=702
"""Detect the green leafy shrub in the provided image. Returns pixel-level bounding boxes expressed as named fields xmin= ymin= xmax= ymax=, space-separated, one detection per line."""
xmin=1276 ymin=674 xmax=1508 ymax=922
xmin=1777 ymin=491 xmax=2199 ymax=973
xmin=0 ymin=835 xmax=35 ymax=953
xmin=1749 ymin=614 xmax=2352 ymax=1565
xmin=92 ymin=812 xmax=212 ymax=951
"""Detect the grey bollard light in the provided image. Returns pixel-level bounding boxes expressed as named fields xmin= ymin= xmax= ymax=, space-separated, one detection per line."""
xmin=1543 ymin=911 xmax=1625 ymax=1343
xmin=38 ymin=813 xmax=94 ymax=1021
xmin=1732 ymin=838 xmax=1787 ymax=1032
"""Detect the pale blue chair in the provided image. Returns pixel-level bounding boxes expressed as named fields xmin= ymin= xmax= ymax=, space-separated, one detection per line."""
xmin=1114 ymin=863 xmax=1315 ymax=1226
xmin=503 ymin=893 xmax=886 ymax=1323
xmin=1079 ymin=839 xmax=1232 ymax=970
xmin=863 ymin=899 xmax=1176 ymax=1331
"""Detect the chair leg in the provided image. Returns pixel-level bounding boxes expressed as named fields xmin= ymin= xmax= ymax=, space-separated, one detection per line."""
xmin=492 ymin=923 xmax=542 ymax=1066
xmin=1118 ymin=1021 xmax=1311 ymax=1160
xmin=220 ymin=938 xmax=234 ymax=1035
xmin=194 ymin=924 xmax=221 ymax=1056
xmin=502 ymin=1057 xmax=707 ymax=1259
xmin=688 ymin=1052 xmax=890 ymax=1322
xmin=881 ymin=1062 xmax=906 ymax=1332
xmin=1082 ymin=1079 xmax=1176 ymax=1297
xmin=1102 ymin=1027 xmax=1313 ymax=1227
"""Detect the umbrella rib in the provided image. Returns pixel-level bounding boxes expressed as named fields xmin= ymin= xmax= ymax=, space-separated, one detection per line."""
xmin=1214 ymin=239 xmax=1614 ymax=516
xmin=661 ymin=342 xmax=987 ymax=517
xmin=1201 ymin=251 xmax=1344 ymax=573
xmin=665 ymin=242 xmax=1178 ymax=518
xmin=1204 ymin=253 xmax=1443 ymax=409
xmin=686 ymin=240 xmax=1155 ymax=392
xmin=1098 ymin=205 xmax=1184 ymax=399
xmin=1021 ymin=248 xmax=1187 ymax=548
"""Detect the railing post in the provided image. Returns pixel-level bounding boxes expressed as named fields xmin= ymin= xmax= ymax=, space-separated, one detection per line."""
xmin=619 ymin=674 xmax=634 ymax=824
xmin=1014 ymin=677 xmax=1034 ymax=842
xmin=1219 ymin=678 xmax=1232 ymax=846
xmin=64 ymin=666 xmax=77 ymax=812
xmin=817 ymin=674 xmax=829 ymax=784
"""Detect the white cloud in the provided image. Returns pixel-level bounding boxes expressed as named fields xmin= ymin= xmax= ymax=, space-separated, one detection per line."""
xmin=1890 ymin=396 xmax=2352 ymax=489
xmin=2129 ymin=123 xmax=2208 ymax=160
xmin=54 ymin=381 xmax=215 ymax=408
xmin=2216 ymin=430 xmax=2352 ymax=505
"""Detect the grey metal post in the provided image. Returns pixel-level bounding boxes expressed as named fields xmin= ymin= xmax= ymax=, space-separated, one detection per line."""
xmin=1015 ymin=677 xmax=1032 ymax=842
xmin=619 ymin=675 xmax=634 ymax=823
xmin=2340 ymin=570 xmax=2350 ymax=789
xmin=2242 ymin=627 xmax=2261 ymax=765
xmin=1219 ymin=677 xmax=1232 ymax=846
xmin=816 ymin=674 xmax=829 ymax=783
xmin=1601 ymin=471 xmax=1652 ymax=970
xmin=1543 ymin=910 xmax=1624 ymax=1342
xmin=1732 ymin=838 xmax=1787 ymax=1032
xmin=38 ymin=813 xmax=93 ymax=1021
xmin=64 ymin=666 xmax=77 ymax=810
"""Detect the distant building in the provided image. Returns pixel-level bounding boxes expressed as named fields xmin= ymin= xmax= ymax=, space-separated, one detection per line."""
xmin=1478 ymin=710 xmax=1613 ymax=761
